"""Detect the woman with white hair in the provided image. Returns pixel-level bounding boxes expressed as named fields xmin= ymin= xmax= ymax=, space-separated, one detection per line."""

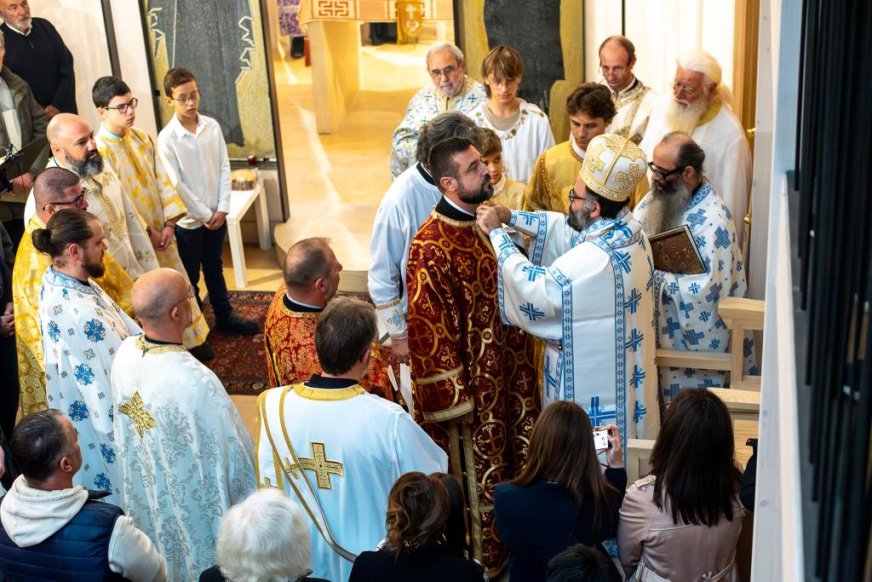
xmin=199 ymin=489 xmax=329 ymax=582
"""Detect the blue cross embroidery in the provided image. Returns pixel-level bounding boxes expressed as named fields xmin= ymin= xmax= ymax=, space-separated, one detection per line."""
xmin=737 ymin=260 xmax=744 ymax=272
xmin=687 ymin=209 xmax=707 ymax=228
xmin=667 ymin=282 xmax=680 ymax=295
xmin=625 ymin=329 xmax=644 ymax=352
xmin=544 ymin=355 xmax=559 ymax=394
xmin=519 ymin=302 xmax=545 ymax=321
xmin=668 ymin=383 xmax=681 ymax=399
xmin=695 ymin=235 xmax=707 ymax=249
xmin=614 ymin=251 xmax=632 ymax=274
xmin=588 ymin=396 xmax=617 ymax=426
xmin=705 ymin=283 xmax=723 ymax=304
xmin=744 ymin=337 xmax=754 ymax=357
xmin=625 ymin=289 xmax=642 ymax=314
xmin=679 ymin=301 xmax=695 ymax=317
xmin=683 ymin=329 xmax=705 ymax=346
xmin=522 ymin=265 xmax=546 ymax=282
xmin=662 ymin=318 xmax=681 ymax=338
xmin=498 ymin=234 xmax=516 ymax=253
xmin=709 ymin=338 xmax=721 ymax=350
xmin=633 ymin=401 xmax=647 ymax=424
xmin=689 ymin=283 xmax=701 ymax=294
xmin=718 ymin=259 xmax=725 ymax=272
xmin=630 ymin=365 xmax=646 ymax=388
xmin=517 ymin=211 xmax=537 ymax=225
xmin=698 ymin=310 xmax=711 ymax=322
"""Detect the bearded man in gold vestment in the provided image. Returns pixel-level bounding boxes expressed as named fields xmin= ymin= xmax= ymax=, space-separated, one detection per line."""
xmin=407 ymin=136 xmax=540 ymax=577
xmin=13 ymin=168 xmax=134 ymax=414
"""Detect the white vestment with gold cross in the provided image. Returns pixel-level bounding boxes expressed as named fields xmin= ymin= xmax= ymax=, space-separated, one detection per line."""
xmin=256 ymin=381 xmax=447 ymax=582
xmin=111 ymin=335 xmax=256 ymax=581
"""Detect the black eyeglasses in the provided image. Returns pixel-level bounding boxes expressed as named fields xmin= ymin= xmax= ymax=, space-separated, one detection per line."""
xmin=43 ymin=192 xmax=86 ymax=211
xmin=647 ymin=161 xmax=683 ymax=179
xmin=568 ymin=188 xmax=591 ymax=205
xmin=105 ymin=97 xmax=139 ymax=113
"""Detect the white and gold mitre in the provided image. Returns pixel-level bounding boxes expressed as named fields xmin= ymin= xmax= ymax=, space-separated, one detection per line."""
xmin=579 ymin=133 xmax=647 ymax=202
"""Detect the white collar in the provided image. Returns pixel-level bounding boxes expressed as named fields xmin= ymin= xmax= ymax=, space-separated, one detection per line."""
xmin=4 ymin=22 xmax=30 ymax=36
xmin=571 ymin=138 xmax=586 ymax=160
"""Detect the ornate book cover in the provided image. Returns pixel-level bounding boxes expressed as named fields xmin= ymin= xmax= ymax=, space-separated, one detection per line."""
xmin=648 ymin=225 xmax=705 ymax=274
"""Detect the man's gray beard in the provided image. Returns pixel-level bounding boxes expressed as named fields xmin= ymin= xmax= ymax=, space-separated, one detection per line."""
xmin=68 ymin=154 xmax=104 ymax=178
xmin=644 ymin=181 xmax=695 ymax=236
xmin=664 ymin=98 xmax=708 ymax=134
xmin=567 ymin=205 xmax=594 ymax=232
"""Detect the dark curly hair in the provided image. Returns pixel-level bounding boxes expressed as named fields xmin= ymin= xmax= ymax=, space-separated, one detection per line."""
xmin=385 ymin=472 xmax=449 ymax=553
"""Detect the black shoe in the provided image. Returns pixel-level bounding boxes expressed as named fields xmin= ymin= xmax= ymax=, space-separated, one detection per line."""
xmin=189 ymin=342 xmax=215 ymax=362
xmin=291 ymin=37 xmax=304 ymax=59
xmin=215 ymin=312 xmax=259 ymax=335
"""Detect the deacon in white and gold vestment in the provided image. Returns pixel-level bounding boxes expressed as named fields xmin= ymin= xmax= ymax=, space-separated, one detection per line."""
xmin=257 ymin=298 xmax=447 ymax=582
xmin=95 ymin=122 xmax=210 ymax=349
xmin=111 ymin=268 xmax=255 ymax=580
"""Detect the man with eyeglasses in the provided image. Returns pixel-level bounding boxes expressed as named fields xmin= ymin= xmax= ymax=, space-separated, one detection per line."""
xmin=111 ymin=267 xmax=256 ymax=580
xmin=634 ymin=132 xmax=753 ymax=400
xmin=92 ymin=75 xmax=213 ymax=361
xmin=639 ymin=50 xmax=751 ymax=242
xmin=477 ymin=134 xmax=660 ymax=445
xmin=13 ymin=167 xmax=135 ymax=416
xmin=598 ymin=35 xmax=658 ymax=145
xmin=389 ymin=42 xmax=486 ymax=179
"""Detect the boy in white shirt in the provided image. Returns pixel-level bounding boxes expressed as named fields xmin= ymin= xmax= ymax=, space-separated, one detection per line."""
xmin=156 ymin=67 xmax=257 ymax=335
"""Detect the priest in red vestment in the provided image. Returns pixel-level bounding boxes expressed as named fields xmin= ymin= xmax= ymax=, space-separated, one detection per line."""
xmin=407 ymin=137 xmax=540 ymax=576
xmin=263 ymin=238 xmax=394 ymax=401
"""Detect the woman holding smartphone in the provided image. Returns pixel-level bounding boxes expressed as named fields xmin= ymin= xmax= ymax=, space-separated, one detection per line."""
xmin=494 ymin=401 xmax=626 ymax=582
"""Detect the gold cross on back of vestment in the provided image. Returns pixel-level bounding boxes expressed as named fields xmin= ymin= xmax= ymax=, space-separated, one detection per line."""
xmin=284 ymin=442 xmax=344 ymax=490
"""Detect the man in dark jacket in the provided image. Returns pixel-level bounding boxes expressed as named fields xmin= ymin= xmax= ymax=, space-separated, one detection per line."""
xmin=0 ymin=0 xmax=76 ymax=116
xmin=0 ymin=410 xmax=167 ymax=581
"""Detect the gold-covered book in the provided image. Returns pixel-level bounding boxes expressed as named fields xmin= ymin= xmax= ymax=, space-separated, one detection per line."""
xmin=648 ymin=225 xmax=705 ymax=274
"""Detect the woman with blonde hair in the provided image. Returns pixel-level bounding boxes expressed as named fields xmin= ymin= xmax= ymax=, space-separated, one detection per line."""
xmin=349 ymin=472 xmax=484 ymax=581
xmin=494 ymin=401 xmax=626 ymax=582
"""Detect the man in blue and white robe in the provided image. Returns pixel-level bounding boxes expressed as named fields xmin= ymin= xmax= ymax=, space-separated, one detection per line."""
xmin=38 ymin=215 xmax=141 ymax=504
xmin=477 ymin=134 xmax=660 ymax=442
xmin=634 ymin=132 xmax=753 ymax=400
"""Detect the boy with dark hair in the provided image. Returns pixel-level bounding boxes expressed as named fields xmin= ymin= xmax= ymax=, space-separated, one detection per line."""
xmin=479 ymin=127 xmax=525 ymax=210
xmin=92 ymin=74 xmax=214 ymax=359
xmin=524 ymin=83 xmax=617 ymax=213
xmin=156 ymin=67 xmax=257 ymax=335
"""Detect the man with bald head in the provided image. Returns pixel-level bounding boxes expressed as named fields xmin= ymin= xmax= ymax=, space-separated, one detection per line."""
xmin=25 ymin=113 xmax=159 ymax=279
xmin=598 ymin=35 xmax=658 ymax=144
xmin=640 ymin=50 xmax=752 ymax=241
xmin=264 ymin=237 xmax=394 ymax=400
xmin=111 ymin=268 xmax=256 ymax=580
xmin=12 ymin=167 xmax=135 ymax=415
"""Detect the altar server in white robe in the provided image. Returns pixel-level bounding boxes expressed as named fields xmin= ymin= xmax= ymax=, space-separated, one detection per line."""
xmin=634 ymin=132 xmax=753 ymax=398
xmin=477 ymin=133 xmax=660 ymax=443
xmin=256 ymin=297 xmax=447 ymax=582
xmin=111 ymin=268 xmax=256 ymax=580
xmin=640 ymin=51 xmax=752 ymax=242
xmin=369 ymin=111 xmax=482 ymax=363
xmin=34 ymin=209 xmax=141 ymax=503
xmin=25 ymin=113 xmax=159 ymax=279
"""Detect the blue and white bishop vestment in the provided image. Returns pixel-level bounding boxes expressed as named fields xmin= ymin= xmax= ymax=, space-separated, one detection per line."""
xmin=38 ymin=267 xmax=141 ymax=504
xmin=489 ymin=207 xmax=660 ymax=442
xmin=635 ymin=181 xmax=753 ymax=399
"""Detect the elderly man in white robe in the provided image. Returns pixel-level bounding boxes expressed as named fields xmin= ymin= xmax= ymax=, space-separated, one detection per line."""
xmin=369 ymin=111 xmax=481 ymax=363
xmin=389 ymin=42 xmax=486 ymax=179
xmin=634 ymin=132 xmax=753 ymax=399
xmin=34 ymin=208 xmax=141 ymax=503
xmin=477 ymin=133 xmax=660 ymax=443
xmin=25 ymin=113 xmax=159 ymax=278
xmin=257 ymin=297 xmax=447 ymax=582
xmin=111 ymin=267 xmax=255 ymax=580
xmin=640 ymin=50 xmax=752 ymax=242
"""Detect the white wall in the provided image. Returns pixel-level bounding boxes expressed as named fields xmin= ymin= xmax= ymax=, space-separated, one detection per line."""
xmin=584 ymin=0 xmax=736 ymax=96
xmin=27 ymin=0 xmax=157 ymax=135
xmin=751 ymin=0 xmax=804 ymax=577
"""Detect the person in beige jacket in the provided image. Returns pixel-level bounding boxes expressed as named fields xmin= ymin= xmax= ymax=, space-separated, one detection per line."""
xmin=618 ymin=389 xmax=745 ymax=581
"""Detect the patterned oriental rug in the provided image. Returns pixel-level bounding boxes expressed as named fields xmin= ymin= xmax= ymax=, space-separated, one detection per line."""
xmin=200 ymin=289 xmax=374 ymax=396
xmin=200 ymin=290 xmax=273 ymax=396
